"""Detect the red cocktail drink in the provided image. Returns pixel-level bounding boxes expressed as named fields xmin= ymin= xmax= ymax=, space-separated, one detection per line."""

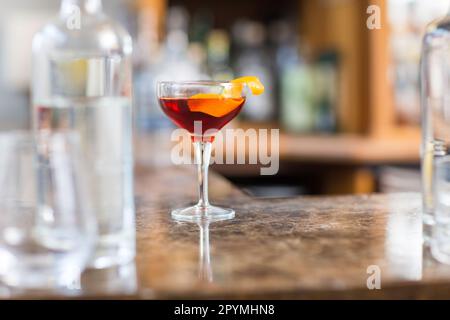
xmin=159 ymin=96 xmax=245 ymax=141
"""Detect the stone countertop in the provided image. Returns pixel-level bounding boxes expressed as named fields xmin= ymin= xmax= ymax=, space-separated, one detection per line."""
xmin=4 ymin=166 xmax=450 ymax=299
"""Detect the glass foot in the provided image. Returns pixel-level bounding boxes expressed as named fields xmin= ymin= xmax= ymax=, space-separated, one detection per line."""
xmin=171 ymin=204 xmax=235 ymax=222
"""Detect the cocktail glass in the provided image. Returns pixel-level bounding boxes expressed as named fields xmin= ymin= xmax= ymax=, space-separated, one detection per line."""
xmin=157 ymin=81 xmax=246 ymax=222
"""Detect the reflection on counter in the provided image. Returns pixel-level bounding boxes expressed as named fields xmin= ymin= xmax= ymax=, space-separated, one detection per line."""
xmin=386 ymin=195 xmax=422 ymax=281
xmin=198 ymin=221 xmax=213 ymax=283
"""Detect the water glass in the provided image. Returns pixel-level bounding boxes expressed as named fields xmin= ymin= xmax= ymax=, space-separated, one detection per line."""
xmin=420 ymin=16 xmax=450 ymax=244
xmin=0 ymin=132 xmax=96 ymax=289
xmin=432 ymin=156 xmax=450 ymax=264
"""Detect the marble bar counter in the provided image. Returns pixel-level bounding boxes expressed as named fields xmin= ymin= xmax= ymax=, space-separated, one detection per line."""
xmin=5 ymin=166 xmax=450 ymax=299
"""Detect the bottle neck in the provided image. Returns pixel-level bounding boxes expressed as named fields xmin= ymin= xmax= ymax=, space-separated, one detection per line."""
xmin=60 ymin=0 xmax=102 ymax=17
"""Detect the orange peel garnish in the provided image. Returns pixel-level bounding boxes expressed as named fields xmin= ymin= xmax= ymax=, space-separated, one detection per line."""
xmin=188 ymin=93 xmax=244 ymax=117
xmin=231 ymin=76 xmax=265 ymax=95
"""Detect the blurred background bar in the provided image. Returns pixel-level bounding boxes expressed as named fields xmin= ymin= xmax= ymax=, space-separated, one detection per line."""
xmin=0 ymin=0 xmax=448 ymax=196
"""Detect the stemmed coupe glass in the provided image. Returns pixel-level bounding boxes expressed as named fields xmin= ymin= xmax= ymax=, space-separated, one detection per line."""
xmin=157 ymin=81 xmax=247 ymax=222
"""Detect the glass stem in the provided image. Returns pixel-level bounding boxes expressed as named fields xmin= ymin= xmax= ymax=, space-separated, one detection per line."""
xmin=194 ymin=141 xmax=211 ymax=209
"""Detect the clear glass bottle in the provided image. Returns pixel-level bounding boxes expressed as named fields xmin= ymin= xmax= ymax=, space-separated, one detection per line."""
xmin=420 ymin=11 xmax=450 ymax=247
xmin=32 ymin=0 xmax=135 ymax=268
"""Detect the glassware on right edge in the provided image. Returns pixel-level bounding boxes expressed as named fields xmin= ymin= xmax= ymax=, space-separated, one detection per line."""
xmin=0 ymin=132 xmax=96 ymax=289
xmin=420 ymin=11 xmax=450 ymax=245
xmin=432 ymin=156 xmax=450 ymax=264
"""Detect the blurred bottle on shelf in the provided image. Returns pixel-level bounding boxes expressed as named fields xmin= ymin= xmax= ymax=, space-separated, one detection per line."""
xmin=388 ymin=0 xmax=449 ymax=125
xmin=275 ymin=20 xmax=338 ymax=134
xmin=189 ymin=8 xmax=213 ymax=77
xmin=313 ymin=52 xmax=338 ymax=133
xmin=232 ymin=20 xmax=275 ymax=122
xmin=280 ymin=65 xmax=316 ymax=133
xmin=207 ymin=29 xmax=234 ymax=81
xmin=190 ymin=8 xmax=214 ymax=44
xmin=274 ymin=21 xmax=314 ymax=132
xmin=157 ymin=6 xmax=207 ymax=81
xmin=149 ymin=6 xmax=210 ymax=86
xmin=188 ymin=42 xmax=209 ymax=79
xmin=389 ymin=2 xmax=422 ymax=124
xmin=133 ymin=1 xmax=171 ymax=167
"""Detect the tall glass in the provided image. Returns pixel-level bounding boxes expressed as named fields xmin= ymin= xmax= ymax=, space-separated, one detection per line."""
xmin=420 ymin=11 xmax=450 ymax=244
xmin=0 ymin=132 xmax=95 ymax=289
xmin=157 ymin=81 xmax=246 ymax=221
xmin=432 ymin=156 xmax=450 ymax=264
xmin=32 ymin=0 xmax=135 ymax=268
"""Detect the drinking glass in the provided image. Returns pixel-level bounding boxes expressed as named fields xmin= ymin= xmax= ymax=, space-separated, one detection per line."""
xmin=432 ymin=156 xmax=450 ymax=264
xmin=157 ymin=81 xmax=246 ymax=221
xmin=420 ymin=13 xmax=450 ymax=244
xmin=0 ymin=132 xmax=96 ymax=289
